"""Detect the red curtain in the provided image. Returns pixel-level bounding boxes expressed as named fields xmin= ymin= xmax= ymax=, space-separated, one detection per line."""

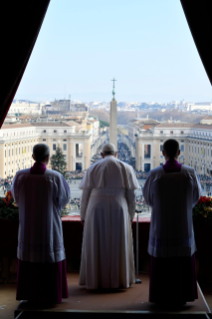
xmin=181 ymin=0 xmax=212 ymax=85
xmin=0 ymin=0 xmax=50 ymax=127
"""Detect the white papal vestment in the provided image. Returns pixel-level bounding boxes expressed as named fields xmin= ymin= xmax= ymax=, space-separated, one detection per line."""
xmin=79 ymin=155 xmax=140 ymax=289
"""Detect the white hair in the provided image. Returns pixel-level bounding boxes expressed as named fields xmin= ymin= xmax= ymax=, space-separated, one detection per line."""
xmin=102 ymin=143 xmax=116 ymax=156
xmin=33 ymin=143 xmax=50 ymax=162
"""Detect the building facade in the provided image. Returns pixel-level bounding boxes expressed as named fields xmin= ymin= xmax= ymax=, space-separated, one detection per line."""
xmin=8 ymin=101 xmax=43 ymax=116
xmin=135 ymin=122 xmax=212 ymax=175
xmin=0 ymin=122 xmax=106 ymax=178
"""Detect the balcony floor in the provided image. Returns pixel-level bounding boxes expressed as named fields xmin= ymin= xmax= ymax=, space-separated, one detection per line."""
xmin=1 ymin=273 xmax=212 ymax=318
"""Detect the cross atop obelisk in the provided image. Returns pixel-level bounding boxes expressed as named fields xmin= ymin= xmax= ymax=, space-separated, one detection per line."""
xmin=111 ymin=77 xmax=117 ymax=99
xmin=110 ymin=78 xmax=117 ymax=149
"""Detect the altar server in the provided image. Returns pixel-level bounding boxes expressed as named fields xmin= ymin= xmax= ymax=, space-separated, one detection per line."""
xmin=79 ymin=143 xmax=140 ymax=289
xmin=143 ymin=139 xmax=201 ymax=306
xmin=11 ymin=144 xmax=70 ymax=304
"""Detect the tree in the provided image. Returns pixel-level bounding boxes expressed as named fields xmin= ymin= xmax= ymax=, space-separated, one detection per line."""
xmin=50 ymin=146 xmax=67 ymax=179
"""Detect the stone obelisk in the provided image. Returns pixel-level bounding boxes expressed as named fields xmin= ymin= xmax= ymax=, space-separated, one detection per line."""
xmin=110 ymin=78 xmax=117 ymax=149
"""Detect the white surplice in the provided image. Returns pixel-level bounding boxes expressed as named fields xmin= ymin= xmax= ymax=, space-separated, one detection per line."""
xmin=143 ymin=165 xmax=202 ymax=258
xmin=79 ymin=155 xmax=140 ymax=289
xmin=11 ymin=169 xmax=71 ymax=263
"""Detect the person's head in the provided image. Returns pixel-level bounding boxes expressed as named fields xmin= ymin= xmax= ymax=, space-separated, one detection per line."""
xmin=32 ymin=143 xmax=50 ymax=164
xmin=101 ymin=143 xmax=117 ymax=158
xmin=162 ymin=139 xmax=180 ymax=160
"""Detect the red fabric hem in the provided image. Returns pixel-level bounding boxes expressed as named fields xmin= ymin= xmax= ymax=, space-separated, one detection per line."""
xmin=16 ymin=259 xmax=68 ymax=303
xmin=149 ymin=254 xmax=198 ymax=303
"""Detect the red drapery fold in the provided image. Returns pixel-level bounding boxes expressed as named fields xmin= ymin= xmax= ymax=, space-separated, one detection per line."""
xmin=0 ymin=0 xmax=50 ymax=127
xmin=181 ymin=0 xmax=212 ymax=86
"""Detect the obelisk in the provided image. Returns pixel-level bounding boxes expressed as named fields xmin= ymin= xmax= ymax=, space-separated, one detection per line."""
xmin=110 ymin=78 xmax=117 ymax=149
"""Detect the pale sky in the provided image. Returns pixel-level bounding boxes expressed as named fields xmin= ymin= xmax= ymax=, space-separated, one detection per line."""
xmin=15 ymin=0 xmax=212 ymax=103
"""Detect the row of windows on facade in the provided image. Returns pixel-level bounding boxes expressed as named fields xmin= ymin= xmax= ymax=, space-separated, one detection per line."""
xmin=144 ymin=143 xmax=185 ymax=159
xmin=3 ymin=131 xmax=35 ymax=137
xmin=43 ymin=130 xmax=67 ymax=133
xmin=43 ymin=139 xmax=67 ymax=152
xmin=159 ymin=144 xmax=184 ymax=152
xmin=188 ymin=157 xmax=212 ymax=165
xmin=52 ymin=144 xmax=67 ymax=151
xmin=3 ymin=129 xmax=69 ymax=138
xmin=160 ymin=131 xmax=184 ymax=135
xmin=159 ymin=130 xmax=212 ymax=137
xmin=5 ymin=153 xmax=67 ymax=167
xmin=5 ymin=159 xmax=30 ymax=166
xmin=5 ymin=142 xmax=68 ymax=157
xmin=5 ymin=146 xmax=32 ymax=157
xmin=189 ymin=146 xmax=212 ymax=156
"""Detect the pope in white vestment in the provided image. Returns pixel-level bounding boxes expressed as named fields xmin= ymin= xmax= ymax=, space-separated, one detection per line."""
xmin=79 ymin=143 xmax=140 ymax=289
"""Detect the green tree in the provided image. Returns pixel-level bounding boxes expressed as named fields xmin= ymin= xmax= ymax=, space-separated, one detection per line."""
xmin=50 ymin=146 xmax=67 ymax=179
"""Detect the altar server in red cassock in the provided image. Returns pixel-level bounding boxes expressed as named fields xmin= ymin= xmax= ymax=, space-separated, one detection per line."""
xmin=143 ymin=139 xmax=201 ymax=306
xmin=11 ymin=144 xmax=70 ymax=304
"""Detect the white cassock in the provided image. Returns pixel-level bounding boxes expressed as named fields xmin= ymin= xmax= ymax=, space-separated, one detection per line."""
xmin=143 ymin=165 xmax=202 ymax=258
xmin=11 ymin=169 xmax=71 ymax=263
xmin=79 ymin=155 xmax=140 ymax=289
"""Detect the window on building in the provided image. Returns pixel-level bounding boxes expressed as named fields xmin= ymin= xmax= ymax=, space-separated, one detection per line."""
xmin=54 ymin=130 xmax=57 ymax=133
xmin=181 ymin=140 xmax=184 ymax=143
xmin=43 ymin=130 xmax=46 ymax=133
xmin=53 ymin=144 xmax=56 ymax=151
xmin=76 ymin=162 xmax=82 ymax=171
xmin=170 ymin=131 xmax=173 ymax=134
xmin=43 ymin=139 xmax=46 ymax=141
xmin=160 ymin=131 xmax=163 ymax=134
xmin=76 ymin=143 xmax=83 ymax=157
xmin=181 ymin=131 xmax=184 ymax=134
xmin=63 ymin=139 xmax=67 ymax=141
xmin=64 ymin=130 xmax=67 ymax=133
xmin=160 ymin=145 xmax=163 ymax=152
xmin=5 ymin=150 xmax=6 ymax=157
xmin=181 ymin=145 xmax=184 ymax=152
xmin=144 ymin=163 xmax=151 ymax=172
xmin=63 ymin=144 xmax=67 ymax=151
xmin=144 ymin=145 xmax=151 ymax=158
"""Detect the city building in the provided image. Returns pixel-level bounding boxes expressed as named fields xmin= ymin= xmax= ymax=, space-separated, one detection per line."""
xmin=8 ymin=100 xmax=43 ymax=116
xmin=45 ymin=100 xmax=89 ymax=117
xmin=128 ymin=117 xmax=160 ymax=144
xmin=0 ymin=121 xmax=107 ymax=178
xmin=134 ymin=122 xmax=212 ymax=175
